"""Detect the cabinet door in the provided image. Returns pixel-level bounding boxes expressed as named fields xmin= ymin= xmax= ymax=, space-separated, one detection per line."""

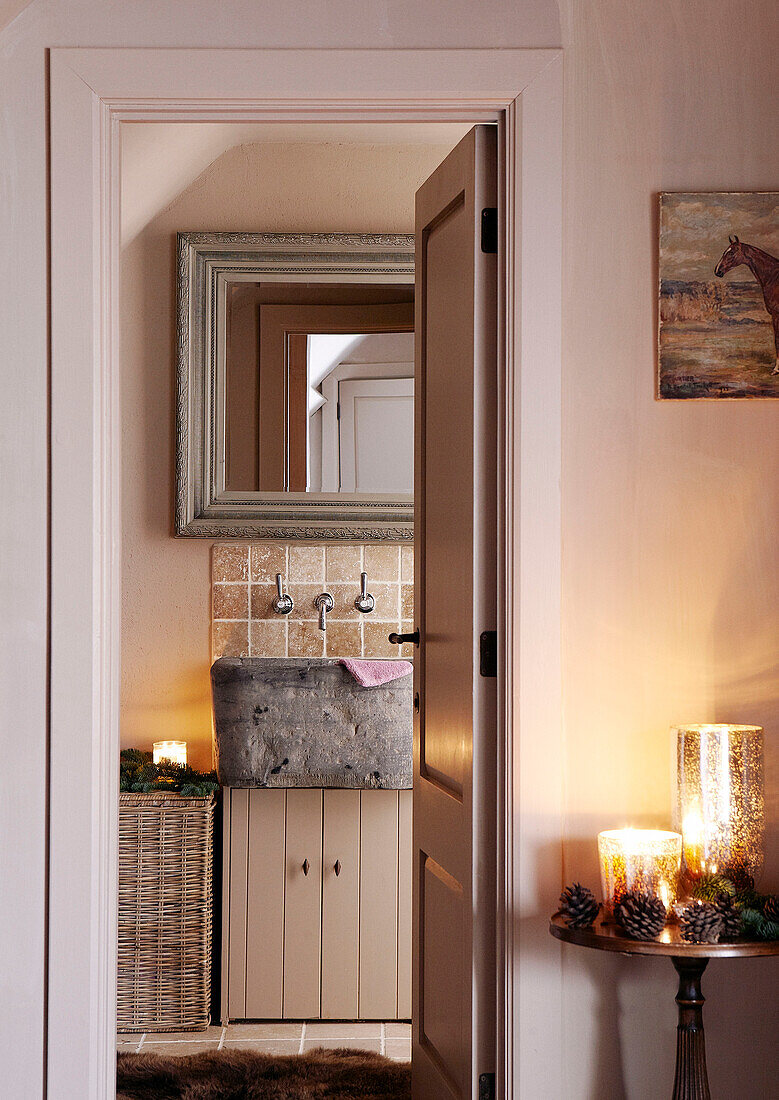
xmin=225 ymin=789 xmax=249 ymax=1019
xmin=283 ymin=789 xmax=323 ymax=1018
xmin=245 ymin=789 xmax=286 ymax=1018
xmin=397 ymin=789 xmax=413 ymax=1018
xmin=359 ymin=790 xmax=400 ymax=1018
xmin=321 ymin=790 xmax=361 ymax=1018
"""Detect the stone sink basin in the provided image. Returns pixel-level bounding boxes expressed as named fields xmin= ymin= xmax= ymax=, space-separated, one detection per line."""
xmin=210 ymin=657 xmax=412 ymax=789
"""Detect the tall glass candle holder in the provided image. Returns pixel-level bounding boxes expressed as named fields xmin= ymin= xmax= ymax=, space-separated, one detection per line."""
xmin=598 ymin=829 xmax=682 ymax=914
xmin=674 ymin=724 xmax=764 ymax=880
xmin=152 ymin=740 xmax=187 ymax=766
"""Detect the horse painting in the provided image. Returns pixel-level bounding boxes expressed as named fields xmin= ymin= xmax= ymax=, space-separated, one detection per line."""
xmin=658 ymin=192 xmax=779 ymax=398
xmin=715 ymin=236 xmax=779 ymax=374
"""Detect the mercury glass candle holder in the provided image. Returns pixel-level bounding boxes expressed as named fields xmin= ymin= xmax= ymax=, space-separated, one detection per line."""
xmin=674 ymin=724 xmax=764 ymax=880
xmin=152 ymin=740 xmax=187 ymax=766
xmin=598 ymin=828 xmax=682 ymax=914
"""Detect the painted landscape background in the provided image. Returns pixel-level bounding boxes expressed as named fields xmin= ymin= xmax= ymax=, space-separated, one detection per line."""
xmin=659 ymin=192 xmax=779 ymax=398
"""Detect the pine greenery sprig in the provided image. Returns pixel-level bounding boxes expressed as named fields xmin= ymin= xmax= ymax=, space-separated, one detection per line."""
xmin=120 ymin=748 xmax=218 ymax=797
xmin=739 ymin=903 xmax=779 ymax=942
xmin=691 ymin=873 xmax=736 ymax=902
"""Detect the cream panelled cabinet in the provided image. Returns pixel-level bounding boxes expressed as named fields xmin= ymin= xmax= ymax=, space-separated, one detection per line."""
xmin=221 ymin=788 xmax=412 ymax=1021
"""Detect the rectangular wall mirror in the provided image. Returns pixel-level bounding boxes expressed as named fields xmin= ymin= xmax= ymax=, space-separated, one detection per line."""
xmin=176 ymin=232 xmax=414 ymax=540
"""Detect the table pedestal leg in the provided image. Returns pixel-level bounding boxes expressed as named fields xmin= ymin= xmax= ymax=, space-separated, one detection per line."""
xmin=671 ymin=956 xmax=711 ymax=1100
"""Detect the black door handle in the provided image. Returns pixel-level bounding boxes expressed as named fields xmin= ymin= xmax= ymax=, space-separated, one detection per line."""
xmin=388 ymin=630 xmax=420 ymax=646
xmin=334 ymin=860 xmax=341 ymax=877
xmin=302 ymin=859 xmax=310 ymax=876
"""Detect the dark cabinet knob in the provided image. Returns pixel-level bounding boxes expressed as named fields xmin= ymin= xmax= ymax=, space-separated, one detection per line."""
xmin=334 ymin=860 xmax=341 ymax=877
xmin=302 ymin=859 xmax=310 ymax=876
xmin=388 ymin=630 xmax=420 ymax=646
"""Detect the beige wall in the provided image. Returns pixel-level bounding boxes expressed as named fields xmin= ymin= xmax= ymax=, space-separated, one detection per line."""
xmin=558 ymin=1 xmax=778 ymax=1095
xmin=4 ymin=0 xmax=778 ymax=1094
xmin=120 ymin=140 xmax=452 ymax=772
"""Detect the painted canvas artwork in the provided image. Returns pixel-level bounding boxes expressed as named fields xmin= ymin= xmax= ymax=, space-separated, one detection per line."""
xmin=658 ymin=192 xmax=779 ymax=398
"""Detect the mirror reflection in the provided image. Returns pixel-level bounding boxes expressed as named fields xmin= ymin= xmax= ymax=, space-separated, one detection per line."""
xmin=222 ymin=282 xmax=414 ymax=496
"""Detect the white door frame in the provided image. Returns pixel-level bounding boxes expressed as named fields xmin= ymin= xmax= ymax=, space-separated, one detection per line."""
xmin=49 ymin=47 xmax=563 ymax=1099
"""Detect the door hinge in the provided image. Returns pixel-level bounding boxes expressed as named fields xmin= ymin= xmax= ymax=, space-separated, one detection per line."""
xmin=481 ymin=207 xmax=498 ymax=254
xmin=479 ymin=630 xmax=497 ymax=677
xmin=479 ymin=1072 xmax=496 ymax=1100
xmin=336 ymin=401 xmax=341 ymax=420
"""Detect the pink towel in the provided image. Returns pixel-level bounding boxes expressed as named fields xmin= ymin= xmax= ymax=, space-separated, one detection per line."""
xmin=339 ymin=658 xmax=413 ymax=687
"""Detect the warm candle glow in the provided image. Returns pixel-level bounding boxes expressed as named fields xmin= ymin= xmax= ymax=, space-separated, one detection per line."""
xmin=598 ymin=828 xmax=682 ymax=914
xmin=674 ymin=725 xmax=764 ymax=881
xmin=153 ymin=740 xmax=187 ymax=766
xmin=681 ymin=812 xmax=705 ymax=876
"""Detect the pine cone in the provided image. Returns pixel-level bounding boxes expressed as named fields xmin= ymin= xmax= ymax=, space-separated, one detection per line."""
xmin=691 ymin=873 xmax=736 ymax=902
xmin=714 ymin=897 xmax=741 ymax=940
xmin=614 ymin=891 xmax=667 ymax=941
xmin=680 ymin=901 xmax=723 ymax=943
xmin=558 ymin=883 xmax=600 ymax=929
xmin=763 ymin=896 xmax=779 ymax=924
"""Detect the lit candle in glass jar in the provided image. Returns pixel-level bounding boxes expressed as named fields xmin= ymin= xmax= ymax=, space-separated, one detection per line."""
xmin=598 ymin=828 xmax=682 ymax=914
xmin=674 ymin=725 xmax=764 ymax=881
xmin=152 ymin=740 xmax=187 ymax=766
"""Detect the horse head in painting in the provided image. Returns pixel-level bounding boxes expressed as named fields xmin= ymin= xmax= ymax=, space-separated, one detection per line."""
xmin=714 ymin=235 xmax=747 ymax=277
xmin=715 ymin=235 xmax=779 ymax=375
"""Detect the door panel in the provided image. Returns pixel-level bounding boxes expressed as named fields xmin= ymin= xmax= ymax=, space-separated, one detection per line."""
xmin=413 ymin=125 xmax=498 ymax=1098
xmin=420 ymin=193 xmax=471 ymax=798
xmin=321 ymin=789 xmax=360 ymax=1019
xmin=397 ymin=789 xmax=413 ymax=1019
xmin=338 ymin=377 xmax=414 ymax=493
xmin=283 ymin=789 xmax=323 ymax=1018
xmin=421 ymin=859 xmax=465 ymax=1081
xmin=245 ymin=789 xmax=286 ymax=1018
xmin=226 ymin=789 xmax=249 ymax=1019
xmin=359 ymin=790 xmax=400 ymax=1019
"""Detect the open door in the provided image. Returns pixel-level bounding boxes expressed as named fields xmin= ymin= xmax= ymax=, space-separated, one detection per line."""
xmin=412 ymin=126 xmax=498 ymax=1098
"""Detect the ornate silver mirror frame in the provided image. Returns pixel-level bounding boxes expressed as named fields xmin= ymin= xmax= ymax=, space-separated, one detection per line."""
xmin=175 ymin=231 xmax=415 ymax=540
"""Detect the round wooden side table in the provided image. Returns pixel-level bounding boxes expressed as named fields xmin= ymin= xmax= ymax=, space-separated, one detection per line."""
xmin=550 ymin=914 xmax=779 ymax=1099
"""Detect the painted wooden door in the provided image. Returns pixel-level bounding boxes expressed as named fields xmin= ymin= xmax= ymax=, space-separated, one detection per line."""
xmin=338 ymin=377 xmax=415 ymax=493
xmin=282 ymin=790 xmax=323 ymax=1018
xmin=244 ymin=789 xmax=286 ymax=1018
xmin=321 ymin=790 xmax=361 ymax=1018
xmin=359 ymin=790 xmax=401 ymax=1018
xmin=413 ymin=125 xmax=498 ymax=1098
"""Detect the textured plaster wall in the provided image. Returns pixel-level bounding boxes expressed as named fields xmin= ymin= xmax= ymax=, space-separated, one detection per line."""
xmin=120 ymin=139 xmax=452 ymax=773
xmin=557 ymin=2 xmax=778 ymax=1095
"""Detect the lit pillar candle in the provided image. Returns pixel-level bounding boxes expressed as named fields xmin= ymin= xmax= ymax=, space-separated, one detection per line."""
xmin=153 ymin=740 xmax=187 ymax=766
xmin=674 ymin=725 xmax=764 ymax=880
xmin=681 ymin=811 xmax=705 ymax=877
xmin=598 ymin=828 xmax=682 ymax=914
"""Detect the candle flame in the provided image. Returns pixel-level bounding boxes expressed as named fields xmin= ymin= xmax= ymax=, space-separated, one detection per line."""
xmin=153 ymin=740 xmax=187 ymax=766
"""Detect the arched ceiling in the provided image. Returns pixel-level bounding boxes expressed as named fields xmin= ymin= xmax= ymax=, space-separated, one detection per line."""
xmin=120 ymin=121 xmax=470 ymax=244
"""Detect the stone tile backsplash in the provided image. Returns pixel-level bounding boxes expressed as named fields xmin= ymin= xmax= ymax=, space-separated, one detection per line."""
xmin=212 ymin=543 xmax=414 ymax=662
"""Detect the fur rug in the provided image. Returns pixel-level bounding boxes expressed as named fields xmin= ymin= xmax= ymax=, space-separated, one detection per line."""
xmin=117 ymin=1047 xmax=411 ymax=1100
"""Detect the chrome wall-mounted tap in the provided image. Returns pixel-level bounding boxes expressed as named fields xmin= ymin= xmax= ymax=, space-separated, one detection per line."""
xmin=353 ymin=572 xmax=375 ymax=614
xmin=271 ymin=573 xmax=294 ymax=615
xmin=313 ymin=591 xmax=334 ymax=631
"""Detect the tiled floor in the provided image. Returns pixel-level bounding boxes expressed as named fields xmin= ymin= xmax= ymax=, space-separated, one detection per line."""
xmin=117 ymin=1021 xmax=411 ymax=1062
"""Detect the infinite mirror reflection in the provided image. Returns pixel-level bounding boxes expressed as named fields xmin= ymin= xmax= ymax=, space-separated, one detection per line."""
xmin=223 ymin=282 xmax=414 ymax=496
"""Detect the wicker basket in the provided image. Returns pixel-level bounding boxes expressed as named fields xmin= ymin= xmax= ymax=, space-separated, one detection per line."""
xmin=117 ymin=792 xmax=214 ymax=1032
